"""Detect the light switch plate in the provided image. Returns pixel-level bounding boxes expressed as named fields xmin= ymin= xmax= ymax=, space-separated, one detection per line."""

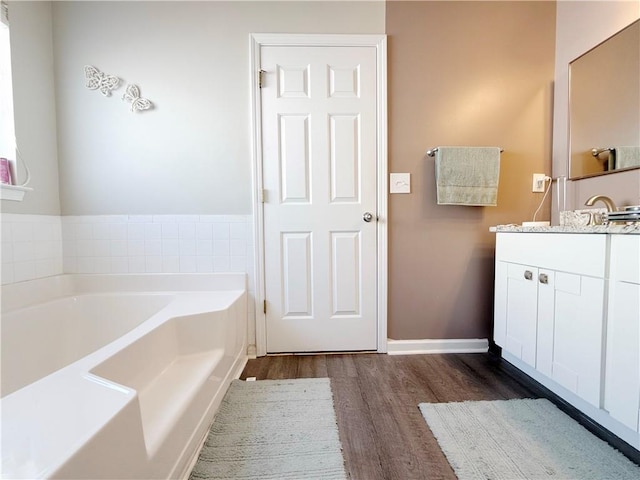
xmin=390 ymin=173 xmax=411 ymax=194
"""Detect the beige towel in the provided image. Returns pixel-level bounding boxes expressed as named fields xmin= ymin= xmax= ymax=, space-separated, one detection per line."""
xmin=435 ymin=146 xmax=501 ymax=206
xmin=613 ymin=146 xmax=640 ymax=169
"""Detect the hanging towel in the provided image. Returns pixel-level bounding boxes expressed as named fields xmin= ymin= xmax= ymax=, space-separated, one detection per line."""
xmin=435 ymin=146 xmax=501 ymax=206
xmin=613 ymin=146 xmax=640 ymax=169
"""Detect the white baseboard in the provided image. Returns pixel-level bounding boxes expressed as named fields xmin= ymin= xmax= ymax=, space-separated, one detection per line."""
xmin=387 ymin=338 xmax=489 ymax=355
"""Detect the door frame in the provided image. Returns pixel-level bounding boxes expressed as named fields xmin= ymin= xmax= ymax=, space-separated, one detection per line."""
xmin=249 ymin=33 xmax=388 ymax=357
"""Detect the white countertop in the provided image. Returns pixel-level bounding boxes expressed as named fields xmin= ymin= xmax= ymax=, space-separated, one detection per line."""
xmin=490 ymin=223 xmax=640 ymax=234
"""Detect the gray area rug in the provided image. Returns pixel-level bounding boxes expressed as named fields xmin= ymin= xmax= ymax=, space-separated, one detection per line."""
xmin=419 ymin=398 xmax=640 ymax=479
xmin=189 ymin=378 xmax=347 ymax=480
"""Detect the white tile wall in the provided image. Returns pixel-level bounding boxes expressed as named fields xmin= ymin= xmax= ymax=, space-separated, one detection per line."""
xmin=1 ymin=214 xmax=64 ymax=285
xmin=60 ymin=214 xmax=255 ymax=293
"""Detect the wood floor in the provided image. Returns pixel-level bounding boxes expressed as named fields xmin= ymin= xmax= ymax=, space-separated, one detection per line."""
xmin=240 ymin=352 xmax=546 ymax=480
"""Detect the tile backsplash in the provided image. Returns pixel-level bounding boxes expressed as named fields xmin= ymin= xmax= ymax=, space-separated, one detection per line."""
xmin=1 ymin=214 xmax=64 ymax=285
xmin=1 ymin=214 xmax=254 ymax=295
xmin=61 ymin=214 xmax=254 ymax=290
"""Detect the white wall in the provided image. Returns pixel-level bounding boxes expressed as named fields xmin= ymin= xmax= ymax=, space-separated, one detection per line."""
xmin=2 ymin=1 xmax=60 ymax=215
xmin=52 ymin=1 xmax=385 ymax=215
xmin=552 ymin=0 xmax=640 ymax=215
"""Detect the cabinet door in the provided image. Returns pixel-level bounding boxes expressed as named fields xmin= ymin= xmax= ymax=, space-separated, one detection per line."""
xmin=552 ymin=272 xmax=605 ymax=407
xmin=503 ymin=263 xmax=538 ymax=367
xmin=605 ymin=235 xmax=640 ymax=432
xmin=605 ymin=281 xmax=640 ymax=432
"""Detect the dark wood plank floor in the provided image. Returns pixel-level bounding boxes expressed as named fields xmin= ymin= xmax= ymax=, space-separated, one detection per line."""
xmin=240 ymin=352 xmax=545 ymax=480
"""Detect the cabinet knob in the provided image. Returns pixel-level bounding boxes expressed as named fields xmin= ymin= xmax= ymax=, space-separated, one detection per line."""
xmin=539 ymin=273 xmax=549 ymax=284
xmin=524 ymin=270 xmax=533 ymax=280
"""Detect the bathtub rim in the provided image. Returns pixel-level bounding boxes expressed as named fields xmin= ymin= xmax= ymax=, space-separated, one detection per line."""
xmin=1 ymin=272 xmax=247 ymax=313
xmin=1 ymin=289 xmax=246 ymax=401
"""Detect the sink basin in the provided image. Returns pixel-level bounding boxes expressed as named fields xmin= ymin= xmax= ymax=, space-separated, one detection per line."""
xmin=560 ymin=208 xmax=607 ymax=227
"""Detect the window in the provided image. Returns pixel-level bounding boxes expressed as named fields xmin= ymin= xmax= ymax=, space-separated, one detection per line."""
xmin=0 ymin=0 xmax=16 ymax=168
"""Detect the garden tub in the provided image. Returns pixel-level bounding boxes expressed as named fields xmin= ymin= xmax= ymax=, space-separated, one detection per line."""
xmin=0 ymin=273 xmax=247 ymax=479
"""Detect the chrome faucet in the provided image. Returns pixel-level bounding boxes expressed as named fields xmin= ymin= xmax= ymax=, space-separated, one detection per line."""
xmin=584 ymin=195 xmax=618 ymax=212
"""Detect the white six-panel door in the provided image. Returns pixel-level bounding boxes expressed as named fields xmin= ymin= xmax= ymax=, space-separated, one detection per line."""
xmin=261 ymin=44 xmax=378 ymax=353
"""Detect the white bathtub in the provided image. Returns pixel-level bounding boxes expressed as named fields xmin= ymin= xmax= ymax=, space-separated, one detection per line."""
xmin=0 ymin=274 xmax=248 ymax=479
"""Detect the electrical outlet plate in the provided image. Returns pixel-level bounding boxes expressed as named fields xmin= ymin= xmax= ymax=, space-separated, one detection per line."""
xmin=532 ymin=173 xmax=546 ymax=193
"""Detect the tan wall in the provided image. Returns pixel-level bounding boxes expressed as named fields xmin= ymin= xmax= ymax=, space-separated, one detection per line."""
xmin=386 ymin=1 xmax=556 ymax=339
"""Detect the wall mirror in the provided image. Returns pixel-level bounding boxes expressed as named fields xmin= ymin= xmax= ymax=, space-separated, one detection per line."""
xmin=569 ymin=19 xmax=640 ymax=179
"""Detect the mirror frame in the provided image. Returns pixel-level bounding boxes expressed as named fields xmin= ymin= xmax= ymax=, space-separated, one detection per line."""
xmin=568 ymin=19 xmax=640 ymax=180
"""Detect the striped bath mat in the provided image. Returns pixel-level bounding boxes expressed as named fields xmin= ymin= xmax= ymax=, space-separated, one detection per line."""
xmin=420 ymin=398 xmax=639 ymax=479
xmin=190 ymin=378 xmax=346 ymax=480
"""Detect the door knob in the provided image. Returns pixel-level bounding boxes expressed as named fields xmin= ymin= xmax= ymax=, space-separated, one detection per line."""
xmin=363 ymin=212 xmax=374 ymax=223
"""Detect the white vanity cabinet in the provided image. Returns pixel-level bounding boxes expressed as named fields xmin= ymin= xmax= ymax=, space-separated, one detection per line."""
xmin=494 ymin=230 xmax=640 ymax=451
xmin=605 ymin=235 xmax=640 ymax=433
xmin=494 ymin=233 xmax=607 ymax=407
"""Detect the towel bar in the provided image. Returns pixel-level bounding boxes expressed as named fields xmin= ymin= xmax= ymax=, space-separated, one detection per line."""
xmin=426 ymin=147 xmax=504 ymax=157
xmin=591 ymin=147 xmax=613 ymax=157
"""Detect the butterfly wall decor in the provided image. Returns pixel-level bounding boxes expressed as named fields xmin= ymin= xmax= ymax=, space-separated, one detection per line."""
xmin=122 ymin=84 xmax=153 ymax=113
xmin=84 ymin=65 xmax=120 ymax=97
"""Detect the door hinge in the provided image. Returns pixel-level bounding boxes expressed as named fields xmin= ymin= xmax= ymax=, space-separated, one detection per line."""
xmin=259 ymin=188 xmax=266 ymax=203
xmin=263 ymin=300 xmax=267 ymax=314
xmin=258 ymin=70 xmax=266 ymax=89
